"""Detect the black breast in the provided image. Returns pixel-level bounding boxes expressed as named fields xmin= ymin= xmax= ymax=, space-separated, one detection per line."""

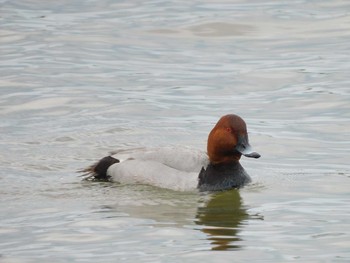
xmin=197 ymin=162 xmax=251 ymax=192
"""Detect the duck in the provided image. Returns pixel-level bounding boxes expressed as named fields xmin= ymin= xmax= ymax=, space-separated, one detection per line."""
xmin=81 ymin=114 xmax=260 ymax=191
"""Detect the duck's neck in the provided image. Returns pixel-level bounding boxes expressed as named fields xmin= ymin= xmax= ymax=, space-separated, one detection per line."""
xmin=197 ymin=161 xmax=251 ymax=192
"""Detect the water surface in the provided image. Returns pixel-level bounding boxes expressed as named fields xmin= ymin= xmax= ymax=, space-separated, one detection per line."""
xmin=1 ymin=0 xmax=350 ymax=262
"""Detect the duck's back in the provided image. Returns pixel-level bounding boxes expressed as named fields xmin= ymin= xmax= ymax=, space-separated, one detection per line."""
xmin=110 ymin=146 xmax=209 ymax=172
xmin=106 ymin=146 xmax=209 ymax=191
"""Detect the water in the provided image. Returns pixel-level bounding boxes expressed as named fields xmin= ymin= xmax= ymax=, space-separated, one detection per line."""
xmin=1 ymin=0 xmax=350 ymax=262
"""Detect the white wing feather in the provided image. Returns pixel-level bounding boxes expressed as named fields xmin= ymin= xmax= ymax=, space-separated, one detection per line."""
xmin=107 ymin=146 xmax=209 ymax=191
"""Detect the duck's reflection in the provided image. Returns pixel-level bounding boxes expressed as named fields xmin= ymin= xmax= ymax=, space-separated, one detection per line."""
xmin=195 ymin=189 xmax=248 ymax=251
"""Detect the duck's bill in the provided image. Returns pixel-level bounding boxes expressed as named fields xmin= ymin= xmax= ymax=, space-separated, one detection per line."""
xmin=235 ymin=136 xmax=261 ymax=159
xmin=241 ymin=147 xmax=261 ymax=158
xmin=237 ymin=145 xmax=260 ymax=158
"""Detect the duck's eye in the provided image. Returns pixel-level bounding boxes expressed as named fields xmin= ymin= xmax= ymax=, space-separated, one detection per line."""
xmin=225 ymin=127 xmax=232 ymax=133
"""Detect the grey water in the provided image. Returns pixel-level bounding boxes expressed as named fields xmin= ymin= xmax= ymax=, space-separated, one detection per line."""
xmin=1 ymin=0 xmax=350 ymax=262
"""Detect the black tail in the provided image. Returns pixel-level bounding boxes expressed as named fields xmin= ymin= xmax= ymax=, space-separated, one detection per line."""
xmin=79 ymin=156 xmax=119 ymax=181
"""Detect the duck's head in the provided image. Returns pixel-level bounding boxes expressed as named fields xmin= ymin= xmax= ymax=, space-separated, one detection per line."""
xmin=207 ymin=114 xmax=260 ymax=164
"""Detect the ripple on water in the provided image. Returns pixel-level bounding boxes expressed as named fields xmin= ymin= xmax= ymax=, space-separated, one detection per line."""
xmin=1 ymin=0 xmax=350 ymax=262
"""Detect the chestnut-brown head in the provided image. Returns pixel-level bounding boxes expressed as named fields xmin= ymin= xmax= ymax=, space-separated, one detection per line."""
xmin=207 ymin=114 xmax=260 ymax=164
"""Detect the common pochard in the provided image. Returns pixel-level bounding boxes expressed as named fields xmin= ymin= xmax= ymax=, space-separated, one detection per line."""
xmin=81 ymin=114 xmax=260 ymax=191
